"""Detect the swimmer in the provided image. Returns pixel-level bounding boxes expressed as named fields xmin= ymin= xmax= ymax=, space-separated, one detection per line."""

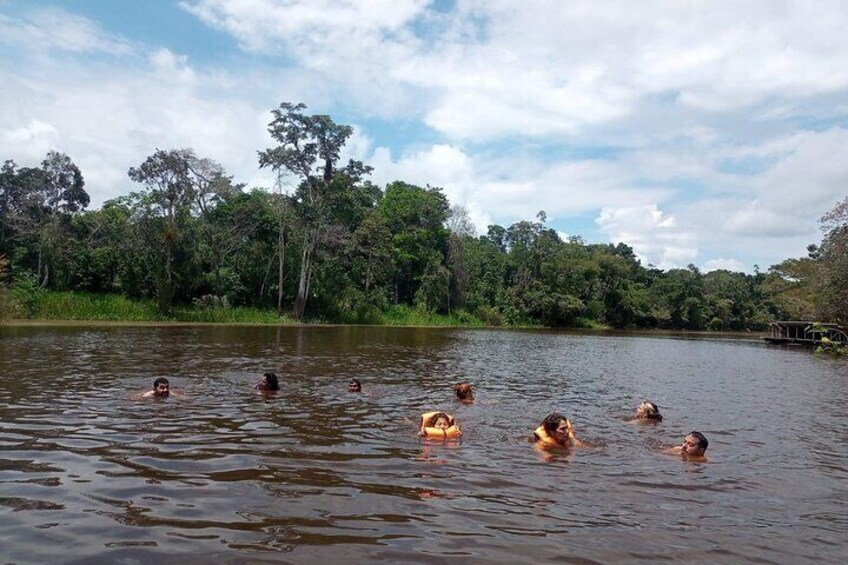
xmin=533 ymin=412 xmax=584 ymax=448
xmin=630 ymin=400 xmax=663 ymax=423
xmin=664 ymin=431 xmax=709 ymax=461
xmin=348 ymin=378 xmax=362 ymax=393
xmin=141 ymin=377 xmax=176 ymax=399
xmin=455 ymin=382 xmax=474 ymax=403
xmin=418 ymin=411 xmax=462 ymax=438
xmin=254 ymin=371 xmax=279 ymax=393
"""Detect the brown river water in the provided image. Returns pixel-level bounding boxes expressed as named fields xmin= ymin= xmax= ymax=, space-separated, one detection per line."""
xmin=0 ymin=325 xmax=846 ymax=563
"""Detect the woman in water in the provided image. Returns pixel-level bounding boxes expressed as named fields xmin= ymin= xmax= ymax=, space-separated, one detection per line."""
xmin=630 ymin=400 xmax=663 ymax=423
xmin=254 ymin=372 xmax=280 ymax=393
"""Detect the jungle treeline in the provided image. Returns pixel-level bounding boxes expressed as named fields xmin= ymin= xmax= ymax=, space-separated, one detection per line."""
xmin=1 ymin=102 xmax=845 ymax=329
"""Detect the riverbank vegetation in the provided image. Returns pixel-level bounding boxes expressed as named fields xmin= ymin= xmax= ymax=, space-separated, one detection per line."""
xmin=1 ymin=102 xmax=845 ymax=329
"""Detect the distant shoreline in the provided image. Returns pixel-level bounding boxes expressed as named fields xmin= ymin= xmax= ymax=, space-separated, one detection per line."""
xmin=0 ymin=318 xmax=766 ymax=341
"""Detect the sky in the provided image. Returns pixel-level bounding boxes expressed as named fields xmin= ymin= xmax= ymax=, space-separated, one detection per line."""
xmin=2 ymin=0 xmax=848 ymax=273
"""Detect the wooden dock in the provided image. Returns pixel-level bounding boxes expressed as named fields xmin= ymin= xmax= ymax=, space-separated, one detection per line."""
xmin=764 ymin=321 xmax=848 ymax=346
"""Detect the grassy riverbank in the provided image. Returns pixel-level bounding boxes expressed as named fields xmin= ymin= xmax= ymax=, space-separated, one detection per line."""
xmin=0 ymin=290 xmax=496 ymax=327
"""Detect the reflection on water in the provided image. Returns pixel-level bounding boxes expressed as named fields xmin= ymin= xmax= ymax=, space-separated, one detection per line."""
xmin=1 ymin=325 xmax=846 ymax=563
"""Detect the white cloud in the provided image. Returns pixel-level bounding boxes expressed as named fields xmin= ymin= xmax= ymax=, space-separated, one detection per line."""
xmin=2 ymin=2 xmax=848 ymax=272
xmin=596 ymin=204 xmax=698 ymax=269
xmin=1 ymin=119 xmax=59 ymax=161
xmin=180 ymin=0 xmax=426 ymax=52
xmin=0 ymin=8 xmax=132 ymax=55
xmin=371 ymin=144 xmax=473 ymax=193
xmin=150 ymin=48 xmax=196 ymax=83
xmin=0 ymin=50 xmax=278 ymax=205
xmin=180 ymin=0 xmax=848 ymax=141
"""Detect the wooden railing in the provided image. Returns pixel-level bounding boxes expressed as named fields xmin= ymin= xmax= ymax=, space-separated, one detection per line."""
xmin=765 ymin=321 xmax=848 ymax=345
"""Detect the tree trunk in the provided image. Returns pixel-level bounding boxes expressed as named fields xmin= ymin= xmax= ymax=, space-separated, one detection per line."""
xmin=293 ymin=229 xmax=316 ymax=321
xmin=365 ymin=249 xmax=372 ymax=293
xmin=159 ymin=239 xmax=174 ymax=315
xmin=277 ymin=219 xmax=285 ymax=315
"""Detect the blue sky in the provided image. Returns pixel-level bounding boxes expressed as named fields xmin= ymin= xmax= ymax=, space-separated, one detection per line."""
xmin=3 ymin=0 xmax=848 ymax=272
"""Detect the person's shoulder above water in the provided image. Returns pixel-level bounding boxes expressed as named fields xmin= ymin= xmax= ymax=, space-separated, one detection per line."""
xmin=254 ymin=371 xmax=280 ymax=393
xmin=629 ymin=400 xmax=663 ymax=423
xmin=663 ymin=431 xmax=709 ymax=461
xmin=418 ymin=411 xmax=462 ymax=438
xmin=533 ymin=412 xmax=584 ymax=448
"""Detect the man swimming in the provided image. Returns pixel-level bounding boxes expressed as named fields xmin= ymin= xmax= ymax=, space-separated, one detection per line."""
xmin=348 ymin=378 xmax=362 ymax=393
xmin=664 ymin=431 xmax=709 ymax=460
xmin=533 ymin=412 xmax=584 ymax=448
xmin=141 ymin=377 xmax=171 ymax=398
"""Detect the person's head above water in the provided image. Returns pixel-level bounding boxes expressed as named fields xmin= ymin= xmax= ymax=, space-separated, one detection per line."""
xmin=540 ymin=412 xmax=574 ymax=445
xmin=681 ymin=431 xmax=709 ymax=457
xmin=635 ymin=401 xmax=662 ymax=421
xmin=426 ymin=412 xmax=452 ymax=429
xmin=455 ymin=382 xmax=473 ymax=402
xmin=257 ymin=372 xmax=279 ymax=392
xmin=348 ymin=378 xmax=362 ymax=393
xmin=152 ymin=377 xmax=170 ymax=397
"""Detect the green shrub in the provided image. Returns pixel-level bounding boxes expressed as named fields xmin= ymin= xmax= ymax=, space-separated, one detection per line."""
xmin=708 ymin=317 xmax=724 ymax=331
xmin=0 ymin=256 xmax=12 ymax=319
xmin=475 ymin=305 xmax=503 ymax=327
xmin=10 ymin=272 xmax=44 ymax=318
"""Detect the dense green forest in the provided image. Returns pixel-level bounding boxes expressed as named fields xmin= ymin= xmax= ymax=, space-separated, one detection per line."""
xmin=1 ymin=103 xmax=845 ymax=328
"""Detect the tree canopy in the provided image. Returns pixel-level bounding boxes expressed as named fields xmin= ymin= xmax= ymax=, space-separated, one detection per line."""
xmin=1 ymin=102 xmax=841 ymax=328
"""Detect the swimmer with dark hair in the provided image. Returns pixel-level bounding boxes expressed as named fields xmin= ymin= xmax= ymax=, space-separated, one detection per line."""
xmin=630 ymin=400 xmax=663 ymax=423
xmin=255 ymin=372 xmax=280 ymax=393
xmin=142 ymin=377 xmax=170 ymax=398
xmin=348 ymin=378 xmax=362 ymax=393
xmin=664 ymin=431 xmax=709 ymax=461
xmin=533 ymin=412 xmax=584 ymax=448
xmin=455 ymin=382 xmax=474 ymax=403
xmin=418 ymin=411 xmax=462 ymax=438
xmin=140 ymin=377 xmax=182 ymax=399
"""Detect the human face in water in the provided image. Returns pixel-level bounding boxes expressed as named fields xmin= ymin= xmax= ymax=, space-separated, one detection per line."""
xmin=553 ymin=419 xmax=572 ymax=443
xmin=434 ymin=416 xmax=450 ymax=429
xmin=154 ymin=382 xmax=170 ymax=397
xmin=681 ymin=434 xmax=705 ymax=456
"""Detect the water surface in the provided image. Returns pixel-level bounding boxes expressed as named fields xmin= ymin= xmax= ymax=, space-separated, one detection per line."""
xmin=1 ymin=325 xmax=845 ymax=563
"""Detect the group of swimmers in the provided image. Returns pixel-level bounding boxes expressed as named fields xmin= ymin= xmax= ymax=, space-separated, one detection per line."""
xmin=140 ymin=375 xmax=709 ymax=461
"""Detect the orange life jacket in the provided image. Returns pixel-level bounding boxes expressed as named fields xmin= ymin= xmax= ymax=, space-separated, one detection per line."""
xmin=420 ymin=411 xmax=462 ymax=439
xmin=533 ymin=419 xmax=573 ymax=447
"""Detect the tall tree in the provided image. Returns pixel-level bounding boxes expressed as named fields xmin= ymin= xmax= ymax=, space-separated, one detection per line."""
xmin=37 ymin=151 xmax=89 ymax=287
xmin=128 ymin=148 xmax=196 ymax=314
xmin=377 ymin=182 xmax=449 ymax=305
xmin=0 ymin=153 xmax=88 ymax=287
xmin=446 ymin=204 xmax=475 ymax=312
xmin=816 ymin=196 xmax=848 ymax=321
xmin=258 ymin=102 xmax=372 ymax=320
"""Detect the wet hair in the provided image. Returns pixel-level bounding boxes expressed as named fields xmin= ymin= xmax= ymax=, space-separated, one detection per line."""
xmin=263 ymin=372 xmax=279 ymax=391
xmin=689 ymin=431 xmax=708 ymax=451
xmin=455 ymin=382 xmax=473 ymax=401
xmin=427 ymin=412 xmax=451 ymax=427
xmin=153 ymin=377 xmax=169 ymax=389
xmin=542 ymin=412 xmax=569 ymax=434
xmin=639 ymin=401 xmax=663 ymax=421
xmin=349 ymin=378 xmax=362 ymax=392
